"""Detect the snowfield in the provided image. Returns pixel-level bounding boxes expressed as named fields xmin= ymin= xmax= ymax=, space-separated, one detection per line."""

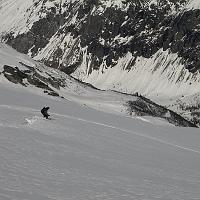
xmin=0 ymin=45 xmax=200 ymax=199
xmin=1 ymin=82 xmax=200 ymax=200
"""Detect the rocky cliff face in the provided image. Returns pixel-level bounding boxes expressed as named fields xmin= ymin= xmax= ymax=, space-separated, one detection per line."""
xmin=1 ymin=0 xmax=200 ymax=124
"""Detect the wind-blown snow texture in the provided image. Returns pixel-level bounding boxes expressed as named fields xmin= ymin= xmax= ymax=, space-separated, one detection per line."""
xmin=0 ymin=45 xmax=200 ymax=199
xmin=1 ymin=83 xmax=200 ymax=200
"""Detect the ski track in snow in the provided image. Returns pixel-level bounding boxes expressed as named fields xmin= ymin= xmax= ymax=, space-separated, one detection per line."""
xmin=53 ymin=112 xmax=200 ymax=156
xmin=0 ymin=81 xmax=200 ymax=199
xmin=1 ymin=104 xmax=200 ymax=156
xmin=1 ymin=102 xmax=200 ymax=199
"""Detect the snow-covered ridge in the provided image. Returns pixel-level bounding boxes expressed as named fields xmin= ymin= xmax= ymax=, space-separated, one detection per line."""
xmin=73 ymin=49 xmax=200 ymax=98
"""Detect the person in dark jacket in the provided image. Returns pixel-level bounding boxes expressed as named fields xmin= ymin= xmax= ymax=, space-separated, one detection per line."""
xmin=41 ymin=107 xmax=50 ymax=119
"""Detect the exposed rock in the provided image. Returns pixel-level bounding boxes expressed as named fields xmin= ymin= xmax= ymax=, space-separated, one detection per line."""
xmin=126 ymin=96 xmax=197 ymax=127
xmin=2 ymin=63 xmax=63 ymax=97
xmin=3 ymin=65 xmax=28 ymax=85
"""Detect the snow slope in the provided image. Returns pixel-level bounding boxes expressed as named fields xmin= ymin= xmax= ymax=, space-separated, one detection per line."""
xmin=0 ymin=0 xmax=82 ymax=36
xmin=75 ymin=49 xmax=200 ymax=98
xmin=186 ymin=0 xmax=200 ymax=9
xmin=0 ymin=43 xmax=36 ymax=69
xmin=0 ymin=43 xmax=200 ymax=199
xmin=1 ymin=77 xmax=200 ymax=200
xmin=0 ymin=0 xmax=35 ymax=34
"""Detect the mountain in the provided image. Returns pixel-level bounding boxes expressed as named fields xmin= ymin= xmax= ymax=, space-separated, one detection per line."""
xmin=0 ymin=43 xmax=196 ymax=127
xmin=1 ymin=0 xmax=200 ymax=124
xmin=1 ymin=3 xmax=200 ymax=198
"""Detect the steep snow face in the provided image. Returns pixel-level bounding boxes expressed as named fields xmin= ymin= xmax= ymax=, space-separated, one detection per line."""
xmin=186 ymin=0 xmax=200 ymax=9
xmin=0 ymin=0 xmax=82 ymax=36
xmin=73 ymin=49 xmax=200 ymax=98
xmin=0 ymin=0 xmax=36 ymax=34
xmin=0 ymin=43 xmax=37 ymax=70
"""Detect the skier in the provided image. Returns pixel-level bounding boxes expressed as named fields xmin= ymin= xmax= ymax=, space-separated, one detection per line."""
xmin=41 ymin=107 xmax=50 ymax=119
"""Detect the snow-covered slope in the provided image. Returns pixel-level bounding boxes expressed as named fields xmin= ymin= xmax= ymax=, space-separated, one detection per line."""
xmin=0 ymin=0 xmax=35 ymax=34
xmin=1 ymin=63 xmax=200 ymax=200
xmin=1 ymin=29 xmax=200 ymax=199
xmin=186 ymin=0 xmax=200 ymax=9
xmin=76 ymin=49 xmax=200 ymax=97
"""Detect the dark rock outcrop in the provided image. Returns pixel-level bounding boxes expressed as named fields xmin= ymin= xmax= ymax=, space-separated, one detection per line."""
xmin=2 ymin=64 xmax=60 ymax=97
xmin=126 ymin=96 xmax=197 ymax=127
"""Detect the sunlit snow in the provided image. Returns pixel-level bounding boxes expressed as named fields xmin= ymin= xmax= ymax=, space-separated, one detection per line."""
xmin=186 ymin=0 xmax=200 ymax=9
